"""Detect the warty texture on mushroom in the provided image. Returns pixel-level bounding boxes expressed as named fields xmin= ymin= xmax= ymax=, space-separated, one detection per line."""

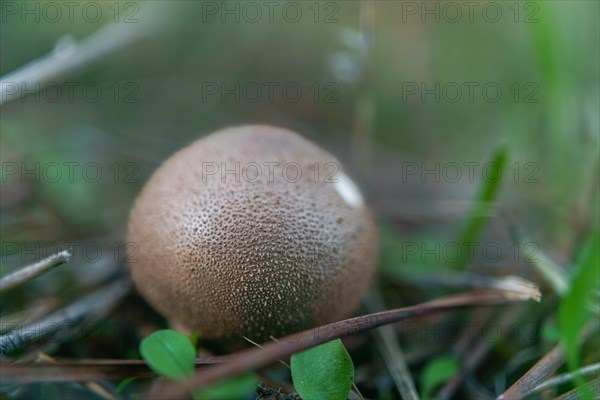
xmin=127 ymin=125 xmax=378 ymax=343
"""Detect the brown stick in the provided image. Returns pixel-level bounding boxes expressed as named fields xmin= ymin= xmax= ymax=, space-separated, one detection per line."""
xmin=438 ymin=306 xmax=526 ymax=400
xmin=497 ymin=345 xmax=564 ymax=400
xmin=1 ymin=356 xmax=233 ymax=383
xmin=553 ymin=377 xmax=600 ymax=400
xmin=153 ymin=289 xmax=538 ymax=399
xmin=0 ymin=278 xmax=130 ymax=358
xmin=0 ymin=250 xmax=71 ymax=291
xmin=498 ymin=318 xmax=598 ymax=400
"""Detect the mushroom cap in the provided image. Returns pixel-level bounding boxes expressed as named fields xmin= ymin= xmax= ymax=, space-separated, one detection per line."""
xmin=127 ymin=125 xmax=377 ymax=342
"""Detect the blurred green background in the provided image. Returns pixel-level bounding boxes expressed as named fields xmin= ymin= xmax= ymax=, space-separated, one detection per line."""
xmin=0 ymin=1 xmax=599 ymax=398
xmin=1 ymin=1 xmax=597 ymax=254
xmin=0 ymin=1 xmax=600 ymax=318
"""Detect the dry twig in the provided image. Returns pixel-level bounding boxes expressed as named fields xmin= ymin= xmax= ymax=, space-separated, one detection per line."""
xmin=1 ymin=356 xmax=232 ymax=383
xmin=0 ymin=278 xmax=130 ymax=359
xmin=553 ymin=377 xmax=600 ymax=400
xmin=0 ymin=250 xmax=71 ymax=291
xmin=0 ymin=3 xmax=167 ymax=105
xmin=498 ymin=318 xmax=599 ymax=400
xmin=366 ymin=293 xmax=419 ymax=400
xmin=153 ymin=287 xmax=540 ymax=399
xmin=530 ymin=362 xmax=600 ymax=395
xmin=497 ymin=345 xmax=564 ymax=400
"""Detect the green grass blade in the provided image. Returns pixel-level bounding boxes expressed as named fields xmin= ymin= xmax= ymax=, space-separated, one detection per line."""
xmin=559 ymin=231 xmax=600 ymax=399
xmin=449 ymin=145 xmax=508 ymax=269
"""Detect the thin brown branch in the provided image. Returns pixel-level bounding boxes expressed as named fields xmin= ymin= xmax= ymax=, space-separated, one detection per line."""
xmin=553 ymin=377 xmax=600 ymax=400
xmin=1 ymin=356 xmax=232 ymax=383
xmin=366 ymin=293 xmax=419 ymax=400
xmin=0 ymin=278 xmax=130 ymax=358
xmin=497 ymin=345 xmax=564 ymax=400
xmin=0 ymin=300 xmax=59 ymax=333
xmin=153 ymin=288 xmax=540 ymax=399
xmin=0 ymin=250 xmax=71 ymax=291
xmin=0 ymin=3 xmax=168 ymax=105
xmin=498 ymin=319 xmax=598 ymax=400
xmin=435 ymin=307 xmax=494 ymax=400
xmin=438 ymin=307 xmax=526 ymax=400
xmin=532 ymin=362 xmax=600 ymax=395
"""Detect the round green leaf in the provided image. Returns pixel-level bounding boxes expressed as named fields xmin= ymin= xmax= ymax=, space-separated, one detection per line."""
xmin=139 ymin=329 xmax=196 ymax=381
xmin=291 ymin=339 xmax=354 ymax=400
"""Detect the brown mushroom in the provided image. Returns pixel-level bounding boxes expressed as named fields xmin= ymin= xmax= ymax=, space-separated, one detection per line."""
xmin=127 ymin=125 xmax=377 ymax=343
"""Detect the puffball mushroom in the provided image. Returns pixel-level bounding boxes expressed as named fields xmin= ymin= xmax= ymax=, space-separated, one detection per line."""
xmin=127 ymin=125 xmax=377 ymax=343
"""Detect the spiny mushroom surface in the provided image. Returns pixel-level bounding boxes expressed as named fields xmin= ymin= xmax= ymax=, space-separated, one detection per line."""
xmin=127 ymin=125 xmax=377 ymax=342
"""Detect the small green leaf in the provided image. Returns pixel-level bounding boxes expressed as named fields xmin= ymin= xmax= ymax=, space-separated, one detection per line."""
xmin=559 ymin=231 xmax=600 ymax=398
xmin=115 ymin=377 xmax=138 ymax=394
xmin=139 ymin=329 xmax=196 ymax=381
xmin=419 ymin=355 xmax=459 ymax=400
xmin=192 ymin=373 xmax=257 ymax=400
xmin=291 ymin=339 xmax=354 ymax=400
